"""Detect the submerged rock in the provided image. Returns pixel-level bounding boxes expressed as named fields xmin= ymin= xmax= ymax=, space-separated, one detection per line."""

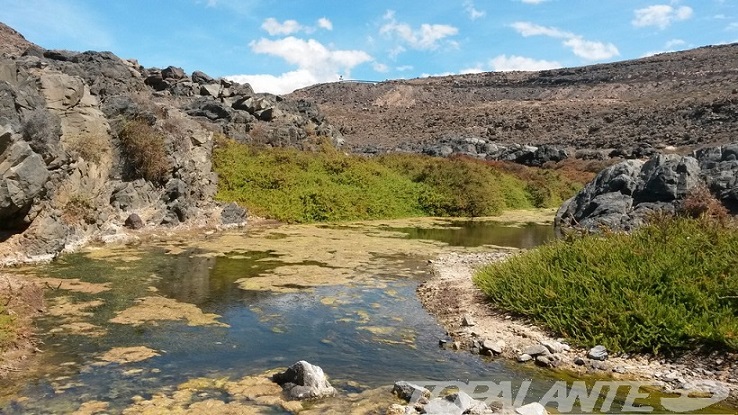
xmin=272 ymin=360 xmax=336 ymax=400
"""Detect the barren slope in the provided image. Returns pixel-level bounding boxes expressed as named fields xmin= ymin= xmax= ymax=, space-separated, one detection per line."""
xmin=290 ymin=44 xmax=738 ymax=152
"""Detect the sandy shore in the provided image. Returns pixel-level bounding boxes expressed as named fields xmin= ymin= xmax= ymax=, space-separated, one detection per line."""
xmin=418 ymin=250 xmax=738 ymax=401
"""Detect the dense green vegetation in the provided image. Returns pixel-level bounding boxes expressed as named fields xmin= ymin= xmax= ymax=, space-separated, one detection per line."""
xmin=212 ymin=140 xmax=581 ymax=223
xmin=474 ymin=216 xmax=738 ymax=355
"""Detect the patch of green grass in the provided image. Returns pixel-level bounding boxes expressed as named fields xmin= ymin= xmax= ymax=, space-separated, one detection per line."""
xmin=474 ymin=216 xmax=738 ymax=355
xmin=0 ymin=309 xmax=19 ymax=351
xmin=213 ymin=140 xmax=581 ymax=223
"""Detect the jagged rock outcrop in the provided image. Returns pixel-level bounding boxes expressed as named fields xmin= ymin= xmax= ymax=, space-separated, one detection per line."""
xmin=555 ymin=143 xmax=738 ymax=230
xmin=0 ymin=27 xmax=341 ymax=262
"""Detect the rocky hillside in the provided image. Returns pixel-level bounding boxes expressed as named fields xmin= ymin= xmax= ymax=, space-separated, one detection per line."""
xmin=0 ymin=23 xmax=342 ymax=263
xmin=290 ymin=43 xmax=738 ymax=157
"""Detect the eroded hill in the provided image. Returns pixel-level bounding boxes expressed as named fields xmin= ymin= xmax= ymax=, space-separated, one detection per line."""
xmin=290 ymin=44 xmax=738 ymax=154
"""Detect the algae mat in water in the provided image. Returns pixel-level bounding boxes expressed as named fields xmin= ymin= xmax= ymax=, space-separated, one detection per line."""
xmin=3 ymin=215 xmax=558 ymax=414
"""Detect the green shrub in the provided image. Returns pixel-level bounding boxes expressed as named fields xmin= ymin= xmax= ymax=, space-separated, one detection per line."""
xmin=474 ymin=216 xmax=738 ymax=355
xmin=213 ymin=140 xmax=581 ymax=223
xmin=118 ymin=118 xmax=169 ymax=183
xmin=214 ymin=141 xmax=425 ymax=222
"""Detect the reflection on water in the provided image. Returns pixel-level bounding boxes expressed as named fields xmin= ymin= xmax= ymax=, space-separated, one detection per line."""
xmin=2 ymin=219 xmax=728 ymax=414
xmin=5 ymin=246 xmax=537 ymax=413
xmin=386 ymin=220 xmax=554 ymax=248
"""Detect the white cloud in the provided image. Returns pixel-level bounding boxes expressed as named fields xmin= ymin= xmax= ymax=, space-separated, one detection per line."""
xmin=373 ymin=62 xmax=389 ymax=72
xmin=227 ymin=36 xmax=372 ymax=94
xmin=464 ymin=1 xmax=486 ymax=20
xmin=511 ymin=21 xmax=619 ymax=61
xmin=632 ymin=5 xmax=693 ymax=29
xmin=261 ymin=17 xmax=334 ymax=36
xmin=520 ymin=0 xmax=548 ymax=3
xmin=490 ymin=55 xmax=561 ymax=71
xmin=641 ymin=38 xmax=688 ymax=57
xmin=421 ymin=71 xmax=456 ymax=78
xmin=563 ymin=37 xmax=620 ymax=61
xmin=460 ymin=67 xmax=484 ymax=74
xmin=262 ymin=18 xmax=303 ymax=36
xmin=511 ymin=22 xmax=569 ymax=38
xmin=380 ymin=10 xmax=459 ymax=51
xmin=396 ymin=65 xmax=414 ymax=71
xmin=228 ymin=70 xmax=322 ymax=95
xmin=665 ymin=38 xmax=687 ymax=48
xmin=317 ymin=17 xmax=333 ymax=31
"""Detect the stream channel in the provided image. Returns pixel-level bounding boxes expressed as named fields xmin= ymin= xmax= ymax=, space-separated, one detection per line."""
xmin=0 ymin=215 xmax=715 ymax=414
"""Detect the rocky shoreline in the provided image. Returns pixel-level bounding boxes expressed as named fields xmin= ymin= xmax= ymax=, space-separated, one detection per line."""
xmin=418 ymin=251 xmax=738 ymax=402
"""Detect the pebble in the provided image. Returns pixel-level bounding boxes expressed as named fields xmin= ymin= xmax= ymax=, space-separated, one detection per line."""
xmin=517 ymin=354 xmax=533 ymax=363
xmin=587 ymin=345 xmax=608 ymax=361
xmin=482 ymin=339 xmax=505 ymax=355
xmin=523 ymin=344 xmax=550 ymax=357
xmin=461 ymin=314 xmax=476 ymax=327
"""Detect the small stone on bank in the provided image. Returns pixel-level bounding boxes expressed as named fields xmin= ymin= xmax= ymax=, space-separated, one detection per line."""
xmin=517 ymin=353 xmax=533 ymax=363
xmin=393 ymin=381 xmax=431 ymax=403
xmin=482 ymin=339 xmax=505 ymax=355
xmin=522 ymin=344 xmax=550 ymax=357
xmin=461 ymin=314 xmax=476 ymax=327
xmin=588 ymin=345 xmax=608 ymax=361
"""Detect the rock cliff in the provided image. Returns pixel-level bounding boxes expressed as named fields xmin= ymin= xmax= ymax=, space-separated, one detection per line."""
xmin=0 ymin=23 xmax=341 ymax=262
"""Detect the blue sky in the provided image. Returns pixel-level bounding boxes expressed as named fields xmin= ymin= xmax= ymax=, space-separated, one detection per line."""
xmin=2 ymin=0 xmax=737 ymax=94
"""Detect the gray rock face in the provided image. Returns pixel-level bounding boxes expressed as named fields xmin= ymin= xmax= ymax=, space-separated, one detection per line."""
xmin=556 ymin=143 xmax=738 ymax=231
xmin=0 ymin=133 xmax=49 ymax=224
xmin=272 ymin=360 xmax=336 ymax=400
xmin=220 ymin=202 xmax=247 ymax=225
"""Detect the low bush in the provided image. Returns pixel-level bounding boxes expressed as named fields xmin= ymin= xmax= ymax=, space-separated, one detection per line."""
xmin=213 ymin=140 xmax=582 ymax=223
xmin=474 ymin=216 xmax=738 ymax=355
xmin=214 ymin=141 xmax=425 ymax=222
xmin=118 ymin=118 xmax=169 ymax=183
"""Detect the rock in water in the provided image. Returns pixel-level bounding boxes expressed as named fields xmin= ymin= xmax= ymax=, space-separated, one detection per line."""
xmin=393 ymin=381 xmax=431 ymax=403
xmin=516 ymin=402 xmax=549 ymax=415
xmin=272 ymin=360 xmax=336 ymax=400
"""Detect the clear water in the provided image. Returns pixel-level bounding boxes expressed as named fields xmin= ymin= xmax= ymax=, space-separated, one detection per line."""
xmin=0 ymin=220 xmax=729 ymax=414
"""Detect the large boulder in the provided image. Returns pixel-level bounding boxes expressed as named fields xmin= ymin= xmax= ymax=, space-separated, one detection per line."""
xmin=271 ymin=361 xmax=336 ymax=400
xmin=556 ymin=143 xmax=738 ymax=231
xmin=0 ymin=130 xmax=49 ymax=225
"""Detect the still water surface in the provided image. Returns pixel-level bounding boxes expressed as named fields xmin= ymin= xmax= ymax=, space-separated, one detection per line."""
xmin=0 ymin=219 xmax=636 ymax=413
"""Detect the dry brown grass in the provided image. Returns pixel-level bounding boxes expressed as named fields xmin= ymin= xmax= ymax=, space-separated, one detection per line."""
xmin=679 ymin=184 xmax=730 ymax=222
xmin=66 ymin=132 xmax=111 ymax=164
xmin=118 ymin=118 xmax=169 ymax=183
